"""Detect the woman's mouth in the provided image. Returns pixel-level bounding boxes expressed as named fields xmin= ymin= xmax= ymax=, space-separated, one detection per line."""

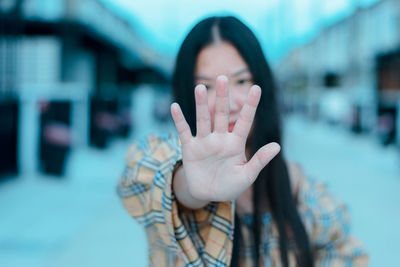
xmin=228 ymin=122 xmax=235 ymax=132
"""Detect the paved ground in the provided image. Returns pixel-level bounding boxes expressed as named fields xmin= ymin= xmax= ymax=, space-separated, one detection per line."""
xmin=0 ymin=87 xmax=399 ymax=266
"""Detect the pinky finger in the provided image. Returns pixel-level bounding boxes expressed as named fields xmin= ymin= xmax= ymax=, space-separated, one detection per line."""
xmin=244 ymin=142 xmax=281 ymax=183
xmin=171 ymin=103 xmax=192 ymax=144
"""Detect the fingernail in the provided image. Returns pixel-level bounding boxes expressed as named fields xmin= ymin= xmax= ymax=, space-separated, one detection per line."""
xmin=270 ymin=142 xmax=281 ymax=153
xmin=217 ymin=75 xmax=228 ymax=82
xmin=170 ymin=103 xmax=178 ymax=114
xmin=251 ymin=85 xmax=261 ymax=96
xmin=195 ymin=84 xmax=206 ymax=93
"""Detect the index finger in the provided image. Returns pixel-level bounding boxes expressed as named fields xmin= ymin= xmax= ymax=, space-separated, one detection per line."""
xmin=232 ymin=85 xmax=261 ymax=139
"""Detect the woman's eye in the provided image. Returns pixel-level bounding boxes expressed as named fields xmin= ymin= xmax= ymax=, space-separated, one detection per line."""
xmin=237 ymin=79 xmax=251 ymax=85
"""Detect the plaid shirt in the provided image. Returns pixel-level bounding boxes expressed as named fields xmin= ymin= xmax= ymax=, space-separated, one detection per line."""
xmin=117 ymin=134 xmax=368 ymax=267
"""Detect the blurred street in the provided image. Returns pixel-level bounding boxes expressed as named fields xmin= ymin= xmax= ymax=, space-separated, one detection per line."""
xmin=0 ymin=88 xmax=399 ymax=267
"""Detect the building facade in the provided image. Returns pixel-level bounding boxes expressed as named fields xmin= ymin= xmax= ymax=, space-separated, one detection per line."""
xmin=0 ymin=0 xmax=171 ymax=177
xmin=276 ymin=0 xmax=400 ymax=145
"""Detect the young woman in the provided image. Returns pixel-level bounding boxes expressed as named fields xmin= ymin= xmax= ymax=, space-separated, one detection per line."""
xmin=117 ymin=16 xmax=368 ymax=267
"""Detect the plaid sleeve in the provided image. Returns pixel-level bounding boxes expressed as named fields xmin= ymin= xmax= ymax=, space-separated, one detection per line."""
xmin=117 ymin=134 xmax=234 ymax=267
xmin=298 ymin=178 xmax=369 ymax=267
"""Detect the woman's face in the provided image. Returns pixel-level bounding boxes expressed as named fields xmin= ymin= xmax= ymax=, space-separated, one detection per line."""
xmin=194 ymin=42 xmax=254 ymax=132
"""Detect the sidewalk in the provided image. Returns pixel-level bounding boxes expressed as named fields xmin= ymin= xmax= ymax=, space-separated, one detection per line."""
xmin=0 ymin=139 xmax=149 ymax=267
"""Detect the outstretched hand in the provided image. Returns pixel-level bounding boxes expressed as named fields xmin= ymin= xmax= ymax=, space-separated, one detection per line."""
xmin=171 ymin=76 xmax=280 ymax=203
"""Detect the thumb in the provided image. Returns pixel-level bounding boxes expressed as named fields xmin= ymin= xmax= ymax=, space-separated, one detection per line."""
xmin=244 ymin=142 xmax=281 ymax=183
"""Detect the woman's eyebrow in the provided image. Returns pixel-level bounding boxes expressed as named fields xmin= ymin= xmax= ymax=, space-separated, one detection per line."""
xmin=195 ymin=69 xmax=249 ymax=80
xmin=231 ymin=68 xmax=250 ymax=77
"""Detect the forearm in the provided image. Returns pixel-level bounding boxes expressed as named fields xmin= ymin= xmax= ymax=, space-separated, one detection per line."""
xmin=173 ymin=164 xmax=209 ymax=209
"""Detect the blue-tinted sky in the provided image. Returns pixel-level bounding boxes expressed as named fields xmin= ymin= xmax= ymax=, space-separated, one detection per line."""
xmin=102 ymin=0 xmax=381 ymax=62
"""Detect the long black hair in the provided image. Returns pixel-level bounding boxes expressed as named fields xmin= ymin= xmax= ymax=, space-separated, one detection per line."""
xmin=172 ymin=16 xmax=313 ymax=267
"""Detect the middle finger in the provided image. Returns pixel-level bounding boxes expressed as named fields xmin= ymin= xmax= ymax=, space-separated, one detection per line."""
xmin=213 ymin=75 xmax=229 ymax=133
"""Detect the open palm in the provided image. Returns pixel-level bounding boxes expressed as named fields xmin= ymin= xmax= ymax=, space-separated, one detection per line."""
xmin=170 ymin=76 xmax=280 ymax=202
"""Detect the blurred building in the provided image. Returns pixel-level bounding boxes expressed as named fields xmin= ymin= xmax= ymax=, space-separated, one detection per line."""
xmin=276 ymin=0 xmax=400 ymax=146
xmin=0 ymin=0 xmax=171 ymax=177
